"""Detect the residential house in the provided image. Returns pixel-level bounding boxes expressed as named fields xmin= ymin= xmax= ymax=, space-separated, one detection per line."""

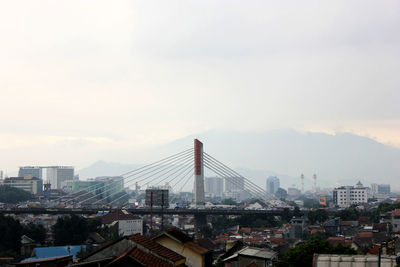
xmin=102 ymin=210 xmax=143 ymax=236
xmin=78 ymin=234 xmax=186 ymax=267
xmin=152 ymin=227 xmax=212 ymax=267
xmin=221 ymin=246 xmax=277 ymax=267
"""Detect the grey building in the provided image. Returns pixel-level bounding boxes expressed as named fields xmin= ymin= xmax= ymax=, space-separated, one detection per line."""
xmin=266 ymin=176 xmax=280 ymax=194
xmin=225 ymin=177 xmax=245 ymax=192
xmin=46 ymin=166 xmax=74 ymax=189
xmin=18 ymin=167 xmax=43 ymax=179
xmin=205 ymin=177 xmax=223 ymax=197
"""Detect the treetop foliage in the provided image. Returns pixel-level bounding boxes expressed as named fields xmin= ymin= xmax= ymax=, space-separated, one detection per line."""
xmin=0 ymin=185 xmax=32 ymax=204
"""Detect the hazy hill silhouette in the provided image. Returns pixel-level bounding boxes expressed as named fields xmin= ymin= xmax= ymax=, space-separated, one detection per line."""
xmin=78 ymin=129 xmax=400 ymax=190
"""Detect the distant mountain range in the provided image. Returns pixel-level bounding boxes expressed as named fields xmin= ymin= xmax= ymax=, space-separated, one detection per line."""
xmin=77 ymin=129 xmax=400 ymax=191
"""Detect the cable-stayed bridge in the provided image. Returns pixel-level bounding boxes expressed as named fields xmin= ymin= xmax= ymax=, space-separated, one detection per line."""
xmin=52 ymin=139 xmax=269 ymax=208
xmin=1 ymin=140 xmax=285 ymax=225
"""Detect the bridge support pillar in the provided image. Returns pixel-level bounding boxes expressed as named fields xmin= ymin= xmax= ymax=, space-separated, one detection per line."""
xmin=194 ymin=139 xmax=205 ymax=206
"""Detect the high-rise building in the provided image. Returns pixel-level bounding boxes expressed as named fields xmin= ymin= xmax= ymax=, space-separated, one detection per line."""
xmin=61 ymin=176 xmax=124 ymax=199
xmin=371 ymin=183 xmax=391 ymax=195
xmin=378 ymin=184 xmax=391 ymax=194
xmin=266 ymin=176 xmax=280 ymax=194
xmin=18 ymin=166 xmax=43 ymax=179
xmin=225 ymin=177 xmax=245 ymax=192
xmin=205 ymin=177 xmax=223 ymax=197
xmin=46 ymin=166 xmax=74 ymax=189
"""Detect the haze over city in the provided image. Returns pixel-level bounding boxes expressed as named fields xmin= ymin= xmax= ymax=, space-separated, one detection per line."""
xmin=2 ymin=2 xmax=400 ymax=266
xmin=1 ymin=1 xmax=399 ymax=186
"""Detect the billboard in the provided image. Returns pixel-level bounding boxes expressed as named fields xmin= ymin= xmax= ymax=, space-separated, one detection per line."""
xmin=320 ymin=196 xmax=327 ymax=206
xmin=145 ymin=189 xmax=169 ymax=207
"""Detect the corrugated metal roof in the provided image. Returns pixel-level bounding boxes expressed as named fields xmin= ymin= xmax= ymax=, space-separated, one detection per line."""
xmin=22 ymin=245 xmax=86 ymax=262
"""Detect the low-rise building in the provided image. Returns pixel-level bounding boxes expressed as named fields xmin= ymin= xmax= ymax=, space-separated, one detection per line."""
xmin=2 ymin=176 xmax=43 ymax=195
xmin=102 ymin=210 xmax=143 ymax=236
xmin=152 ymin=227 xmax=212 ymax=267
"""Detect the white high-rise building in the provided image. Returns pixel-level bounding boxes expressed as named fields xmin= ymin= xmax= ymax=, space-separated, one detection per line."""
xmin=46 ymin=166 xmax=74 ymax=189
xmin=266 ymin=176 xmax=280 ymax=194
xmin=205 ymin=177 xmax=223 ymax=197
xmin=225 ymin=177 xmax=245 ymax=192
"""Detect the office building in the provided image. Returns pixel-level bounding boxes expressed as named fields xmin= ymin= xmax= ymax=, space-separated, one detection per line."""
xmin=266 ymin=176 xmax=280 ymax=194
xmin=371 ymin=183 xmax=390 ymax=195
xmin=3 ymin=176 xmax=43 ymax=195
xmin=288 ymin=187 xmax=301 ymax=197
xmin=46 ymin=166 xmax=74 ymax=189
xmin=205 ymin=177 xmax=223 ymax=197
xmin=18 ymin=166 xmax=43 ymax=179
xmin=333 ymin=181 xmax=368 ymax=207
xmin=102 ymin=210 xmax=143 ymax=236
xmin=61 ymin=176 xmax=124 ymax=199
xmin=225 ymin=177 xmax=245 ymax=192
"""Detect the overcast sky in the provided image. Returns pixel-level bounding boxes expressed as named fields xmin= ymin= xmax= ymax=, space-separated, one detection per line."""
xmin=0 ymin=0 xmax=399 ymax=173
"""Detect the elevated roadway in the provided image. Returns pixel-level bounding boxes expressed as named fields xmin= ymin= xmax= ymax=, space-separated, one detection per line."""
xmin=0 ymin=207 xmax=288 ymax=216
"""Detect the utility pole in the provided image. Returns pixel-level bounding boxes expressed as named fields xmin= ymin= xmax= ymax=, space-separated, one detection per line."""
xmin=150 ymin=191 xmax=153 ymax=236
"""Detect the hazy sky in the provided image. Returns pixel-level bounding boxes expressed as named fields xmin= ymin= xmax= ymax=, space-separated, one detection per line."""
xmin=0 ymin=1 xmax=399 ymax=173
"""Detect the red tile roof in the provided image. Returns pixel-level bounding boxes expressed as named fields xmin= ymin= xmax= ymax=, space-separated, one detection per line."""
xmin=368 ymin=245 xmax=380 ymax=255
xmin=102 ymin=210 xmax=140 ymax=224
xmin=240 ymin=227 xmax=251 ymax=234
xmin=358 ymin=232 xmax=373 ymax=238
xmin=107 ymin=247 xmax=173 ymax=267
xmin=311 ymin=229 xmax=325 ymax=235
xmin=340 ymin=221 xmax=353 ymax=226
xmin=267 ymin=238 xmax=287 ymax=246
xmin=130 ymin=235 xmax=184 ymax=263
xmin=130 ymin=247 xmax=173 ymax=267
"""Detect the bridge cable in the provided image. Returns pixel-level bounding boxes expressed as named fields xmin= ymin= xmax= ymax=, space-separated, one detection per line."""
xmin=110 ymin=165 xmax=195 ymax=208
xmin=204 ymin=163 xmax=265 ymax=202
xmin=54 ymin=147 xmax=193 ymax=204
xmin=203 ymin=158 xmax=267 ymax=202
xmin=204 ymin=153 xmax=268 ymax=198
xmin=97 ymin=158 xmax=194 ymax=206
xmin=73 ymin=150 xmax=193 ymax=204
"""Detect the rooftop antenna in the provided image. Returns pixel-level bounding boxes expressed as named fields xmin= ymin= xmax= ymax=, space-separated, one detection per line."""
xmin=301 ymin=174 xmax=304 ymax=193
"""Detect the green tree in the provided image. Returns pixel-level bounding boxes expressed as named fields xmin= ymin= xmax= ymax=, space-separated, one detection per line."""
xmin=0 ymin=214 xmax=23 ymax=256
xmin=276 ymin=188 xmax=288 ymax=200
xmin=302 ymin=198 xmax=320 ymax=209
xmin=336 ymin=208 xmax=359 ymax=221
xmin=0 ymin=185 xmax=32 ymax=204
xmin=307 ymin=209 xmax=328 ymax=224
xmin=275 ymin=237 xmax=356 ymax=267
xmin=52 ymin=215 xmax=89 ymax=245
xmin=22 ymin=223 xmax=46 ymax=244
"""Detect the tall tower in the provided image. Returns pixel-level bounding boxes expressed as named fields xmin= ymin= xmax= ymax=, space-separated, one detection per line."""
xmin=194 ymin=139 xmax=205 ymax=206
xmin=301 ymin=174 xmax=304 ymax=193
xmin=313 ymin=174 xmax=317 ymax=193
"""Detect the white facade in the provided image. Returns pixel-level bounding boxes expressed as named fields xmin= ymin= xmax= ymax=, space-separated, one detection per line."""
xmin=333 ymin=185 xmax=368 ymax=207
xmin=225 ymin=177 xmax=245 ymax=192
xmin=118 ymin=219 xmax=143 ymax=236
